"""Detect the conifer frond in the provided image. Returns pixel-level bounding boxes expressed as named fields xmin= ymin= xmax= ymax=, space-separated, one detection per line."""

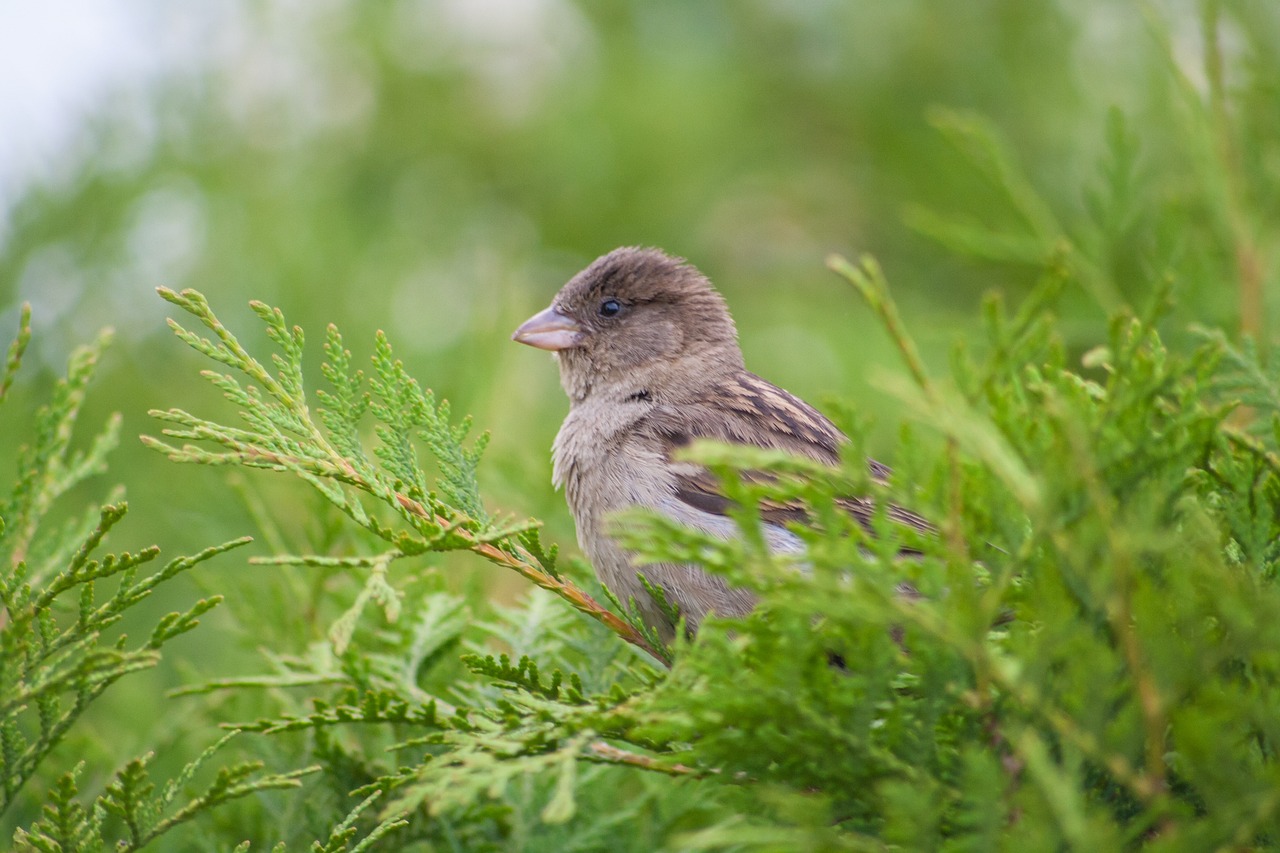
xmin=1 ymin=309 xmax=294 ymax=850
xmin=146 ymin=287 xmax=668 ymax=664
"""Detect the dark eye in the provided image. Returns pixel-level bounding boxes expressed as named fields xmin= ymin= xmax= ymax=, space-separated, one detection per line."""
xmin=598 ymin=298 xmax=623 ymax=318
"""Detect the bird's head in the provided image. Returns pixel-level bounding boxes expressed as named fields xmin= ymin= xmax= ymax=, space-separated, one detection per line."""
xmin=513 ymin=247 xmax=743 ymax=402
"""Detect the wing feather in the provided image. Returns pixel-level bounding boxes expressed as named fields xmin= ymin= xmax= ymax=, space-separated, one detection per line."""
xmin=637 ymin=371 xmax=932 ymax=536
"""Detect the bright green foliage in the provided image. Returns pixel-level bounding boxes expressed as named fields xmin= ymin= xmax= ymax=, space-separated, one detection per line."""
xmin=2 ymin=5 xmax=1278 ymax=848
xmin=0 ymin=308 xmax=312 ymax=850
xmin=133 ymin=237 xmax=1280 ymax=850
xmin=614 ymin=256 xmax=1280 ymax=849
xmin=145 ymin=287 xmax=666 ymax=665
xmin=13 ymin=739 xmax=312 ymax=853
xmin=125 ymin=47 xmax=1280 ymax=841
xmin=144 ymin=288 xmax=706 ymax=848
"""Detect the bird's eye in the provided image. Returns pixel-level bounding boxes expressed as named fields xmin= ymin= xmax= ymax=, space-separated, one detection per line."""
xmin=598 ymin=298 xmax=623 ymax=318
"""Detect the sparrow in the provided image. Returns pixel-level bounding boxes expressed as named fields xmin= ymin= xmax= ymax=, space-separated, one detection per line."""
xmin=512 ymin=247 xmax=929 ymax=643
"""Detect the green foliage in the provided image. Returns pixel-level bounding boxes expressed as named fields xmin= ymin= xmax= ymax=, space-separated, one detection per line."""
xmin=0 ymin=307 xmax=309 ymax=850
xmin=2 ymin=4 xmax=1279 ymax=850
xmin=636 ymin=256 xmax=1280 ymax=849
xmin=143 ymin=287 xmax=707 ymax=848
xmin=129 ymin=236 xmax=1280 ymax=849
xmin=144 ymin=286 xmax=667 ymax=665
xmin=120 ymin=31 xmax=1280 ymax=834
xmin=13 ymin=738 xmax=312 ymax=853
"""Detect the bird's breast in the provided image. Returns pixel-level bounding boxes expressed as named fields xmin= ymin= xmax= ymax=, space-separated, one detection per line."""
xmin=552 ymin=400 xmax=673 ymax=561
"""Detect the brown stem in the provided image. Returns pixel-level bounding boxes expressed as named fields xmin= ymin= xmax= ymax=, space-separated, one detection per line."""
xmin=374 ymin=478 xmax=669 ymax=667
xmin=154 ymin=435 xmax=673 ymax=666
xmin=586 ymin=741 xmax=700 ymax=775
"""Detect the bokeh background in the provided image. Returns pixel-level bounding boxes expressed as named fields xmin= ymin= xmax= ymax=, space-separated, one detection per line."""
xmin=1 ymin=0 xmax=1276 ymax=812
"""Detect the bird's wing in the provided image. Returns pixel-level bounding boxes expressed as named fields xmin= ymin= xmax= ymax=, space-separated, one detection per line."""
xmin=638 ymin=371 xmax=932 ymax=535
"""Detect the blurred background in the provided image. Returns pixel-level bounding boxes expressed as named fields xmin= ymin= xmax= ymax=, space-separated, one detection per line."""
xmin=0 ymin=0 xmax=1275 ymax=766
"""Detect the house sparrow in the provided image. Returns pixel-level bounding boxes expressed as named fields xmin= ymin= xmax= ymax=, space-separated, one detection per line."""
xmin=513 ymin=247 xmax=928 ymax=642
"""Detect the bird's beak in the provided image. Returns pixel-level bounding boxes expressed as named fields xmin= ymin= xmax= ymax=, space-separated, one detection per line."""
xmin=512 ymin=305 xmax=584 ymax=351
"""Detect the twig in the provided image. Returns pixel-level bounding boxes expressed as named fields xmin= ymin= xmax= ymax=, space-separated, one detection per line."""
xmin=586 ymin=741 xmax=701 ymax=776
xmin=387 ymin=491 xmax=670 ymax=666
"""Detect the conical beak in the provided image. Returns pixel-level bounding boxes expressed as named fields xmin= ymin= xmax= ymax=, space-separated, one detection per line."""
xmin=512 ymin=305 xmax=584 ymax=351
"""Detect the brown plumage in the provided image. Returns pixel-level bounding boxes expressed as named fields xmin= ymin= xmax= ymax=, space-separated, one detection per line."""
xmin=513 ymin=247 xmax=929 ymax=642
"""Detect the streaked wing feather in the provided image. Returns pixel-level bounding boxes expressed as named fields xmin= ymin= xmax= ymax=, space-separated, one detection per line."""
xmin=643 ymin=371 xmax=933 ymax=537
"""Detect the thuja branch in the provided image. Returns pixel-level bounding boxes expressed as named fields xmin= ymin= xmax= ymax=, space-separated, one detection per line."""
xmin=827 ymin=254 xmax=934 ymax=399
xmin=586 ymin=741 xmax=701 ymax=777
xmin=142 ymin=288 xmax=669 ymax=667
xmin=827 ymin=254 xmax=977 ymax=564
xmin=388 ymin=491 xmax=668 ymax=664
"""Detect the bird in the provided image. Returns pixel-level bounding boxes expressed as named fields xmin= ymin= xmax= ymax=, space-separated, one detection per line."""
xmin=512 ymin=247 xmax=929 ymax=643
